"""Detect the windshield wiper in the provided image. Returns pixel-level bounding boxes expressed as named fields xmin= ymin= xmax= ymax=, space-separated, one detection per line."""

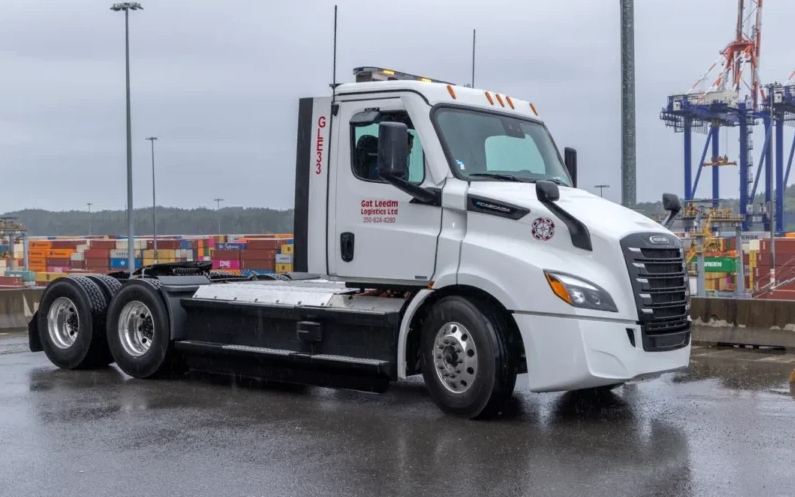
xmin=468 ymin=173 xmax=524 ymax=182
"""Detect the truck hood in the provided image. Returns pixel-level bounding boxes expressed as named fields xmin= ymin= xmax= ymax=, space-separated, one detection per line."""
xmin=467 ymin=182 xmax=671 ymax=240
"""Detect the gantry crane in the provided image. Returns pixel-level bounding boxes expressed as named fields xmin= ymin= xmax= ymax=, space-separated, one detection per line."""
xmin=661 ymin=0 xmax=765 ymax=230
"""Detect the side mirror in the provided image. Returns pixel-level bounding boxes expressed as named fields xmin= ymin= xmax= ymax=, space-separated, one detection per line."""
xmin=564 ymin=147 xmax=577 ymax=188
xmin=536 ymin=180 xmax=560 ymax=202
xmin=661 ymin=193 xmax=682 ymax=229
xmin=377 ymin=122 xmax=408 ymax=179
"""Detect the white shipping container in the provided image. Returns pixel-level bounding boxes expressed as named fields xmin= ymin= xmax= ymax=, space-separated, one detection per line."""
xmin=14 ymin=243 xmax=23 ymax=252
xmin=110 ymin=249 xmax=143 ymax=259
xmin=77 ymin=244 xmax=89 ymax=253
xmin=749 ymin=239 xmax=761 ymax=252
xmin=70 ymin=252 xmax=85 ymax=261
xmin=275 ymin=254 xmax=293 ymax=264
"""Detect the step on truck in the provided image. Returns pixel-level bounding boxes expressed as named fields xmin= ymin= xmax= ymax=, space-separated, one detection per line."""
xmin=28 ymin=66 xmax=691 ymax=419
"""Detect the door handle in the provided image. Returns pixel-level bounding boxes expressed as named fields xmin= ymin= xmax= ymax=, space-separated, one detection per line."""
xmin=340 ymin=232 xmax=355 ymax=262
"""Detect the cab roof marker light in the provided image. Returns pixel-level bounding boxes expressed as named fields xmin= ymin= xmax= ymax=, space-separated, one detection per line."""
xmin=505 ymin=96 xmax=515 ymax=109
xmin=484 ymin=92 xmax=494 ymax=105
xmin=447 ymin=85 xmax=457 ymax=99
xmin=529 ymin=103 xmax=538 ymax=115
xmin=495 ymin=94 xmax=505 ymax=107
xmin=351 ymin=67 xmax=455 ymax=84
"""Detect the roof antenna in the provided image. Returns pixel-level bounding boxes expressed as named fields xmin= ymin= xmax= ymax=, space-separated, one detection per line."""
xmin=471 ymin=28 xmax=476 ymax=88
xmin=330 ymin=5 xmax=339 ymax=100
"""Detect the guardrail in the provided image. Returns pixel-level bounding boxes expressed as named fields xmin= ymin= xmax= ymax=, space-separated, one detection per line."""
xmin=0 ymin=288 xmax=43 ymax=332
xmin=691 ymin=297 xmax=795 ymax=349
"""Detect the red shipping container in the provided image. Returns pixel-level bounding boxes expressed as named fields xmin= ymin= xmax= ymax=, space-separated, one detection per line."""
xmin=213 ymin=249 xmax=240 ymax=259
xmin=241 ymin=259 xmax=275 ymax=270
xmin=241 ymin=249 xmax=277 ymax=262
xmin=157 ymin=239 xmax=181 ymax=250
xmin=246 ymin=238 xmax=281 ymax=250
xmin=756 ymin=252 xmax=795 ymax=266
xmin=51 ymin=240 xmax=82 ymax=250
xmin=70 ymin=260 xmax=86 ymax=269
xmin=90 ymin=240 xmax=117 ymax=250
xmin=47 ymin=266 xmax=70 ymax=273
xmin=85 ymin=249 xmax=110 ymax=258
xmin=46 ymin=258 xmax=71 ymax=267
xmin=0 ymin=276 xmax=23 ymax=287
xmin=212 ymin=259 xmax=241 ymax=270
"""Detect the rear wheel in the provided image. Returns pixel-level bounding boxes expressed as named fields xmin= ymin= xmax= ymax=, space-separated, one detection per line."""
xmin=420 ymin=296 xmax=517 ymax=419
xmin=37 ymin=276 xmax=113 ymax=369
xmin=106 ymin=279 xmax=178 ymax=378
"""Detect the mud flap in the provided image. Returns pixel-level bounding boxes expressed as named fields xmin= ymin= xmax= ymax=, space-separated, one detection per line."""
xmin=28 ymin=310 xmax=42 ymax=352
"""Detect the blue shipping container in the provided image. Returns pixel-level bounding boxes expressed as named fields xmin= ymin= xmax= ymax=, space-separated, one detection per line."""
xmin=110 ymin=258 xmax=143 ymax=269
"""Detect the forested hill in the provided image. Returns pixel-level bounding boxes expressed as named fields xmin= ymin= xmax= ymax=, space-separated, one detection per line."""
xmin=2 ymin=207 xmax=294 ymax=236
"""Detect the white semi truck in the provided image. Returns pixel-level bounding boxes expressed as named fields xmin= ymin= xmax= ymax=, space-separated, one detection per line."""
xmin=28 ymin=67 xmax=691 ymax=419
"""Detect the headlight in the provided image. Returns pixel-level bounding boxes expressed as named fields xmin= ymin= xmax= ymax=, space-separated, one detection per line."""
xmin=544 ymin=271 xmax=618 ymax=312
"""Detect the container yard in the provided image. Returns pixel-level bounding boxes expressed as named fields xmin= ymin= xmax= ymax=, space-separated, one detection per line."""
xmin=0 ymin=233 xmax=294 ymax=288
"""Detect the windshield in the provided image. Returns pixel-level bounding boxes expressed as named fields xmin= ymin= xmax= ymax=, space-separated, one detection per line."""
xmin=433 ymin=107 xmax=572 ymax=185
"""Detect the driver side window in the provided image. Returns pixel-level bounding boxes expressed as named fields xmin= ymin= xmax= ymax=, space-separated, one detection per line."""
xmin=350 ymin=116 xmax=425 ymax=184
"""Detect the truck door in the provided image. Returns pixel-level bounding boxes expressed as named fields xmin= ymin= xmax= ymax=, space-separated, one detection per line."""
xmin=329 ymin=96 xmax=442 ymax=284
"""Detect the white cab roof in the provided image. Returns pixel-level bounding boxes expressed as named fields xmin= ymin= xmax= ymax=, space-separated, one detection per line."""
xmin=335 ymin=80 xmax=543 ymax=122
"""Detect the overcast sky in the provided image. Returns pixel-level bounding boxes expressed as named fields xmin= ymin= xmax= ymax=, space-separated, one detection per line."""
xmin=2 ymin=0 xmax=794 ymax=212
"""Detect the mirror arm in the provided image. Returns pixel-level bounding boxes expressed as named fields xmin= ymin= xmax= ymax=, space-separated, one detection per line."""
xmin=379 ymin=171 xmax=439 ymax=205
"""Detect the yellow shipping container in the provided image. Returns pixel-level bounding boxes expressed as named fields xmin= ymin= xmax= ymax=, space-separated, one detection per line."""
xmin=281 ymin=244 xmax=294 ymax=255
xmin=143 ymin=249 xmax=175 ymax=259
xmin=143 ymin=259 xmax=155 ymax=266
xmin=276 ymin=263 xmax=293 ymax=273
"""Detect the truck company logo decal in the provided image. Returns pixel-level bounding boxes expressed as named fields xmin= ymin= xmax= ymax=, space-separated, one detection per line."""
xmin=315 ymin=116 xmax=326 ymax=175
xmin=531 ymin=217 xmax=555 ymax=241
xmin=649 ymin=235 xmax=670 ymax=244
xmin=361 ymin=199 xmax=399 ymax=224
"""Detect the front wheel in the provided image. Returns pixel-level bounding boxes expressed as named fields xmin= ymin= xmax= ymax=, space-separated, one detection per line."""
xmin=420 ymin=296 xmax=517 ymax=419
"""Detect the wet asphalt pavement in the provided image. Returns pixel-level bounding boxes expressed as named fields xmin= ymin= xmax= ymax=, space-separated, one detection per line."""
xmin=1 ymin=333 xmax=794 ymax=497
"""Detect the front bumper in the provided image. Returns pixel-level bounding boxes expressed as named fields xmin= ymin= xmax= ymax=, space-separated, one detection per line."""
xmin=513 ymin=313 xmax=691 ymax=393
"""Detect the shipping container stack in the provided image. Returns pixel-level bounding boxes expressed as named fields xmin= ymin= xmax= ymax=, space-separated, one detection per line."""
xmin=752 ymin=237 xmax=795 ymax=299
xmin=4 ymin=233 xmax=294 ymax=288
xmin=0 ymin=239 xmax=27 ymax=287
xmin=210 ymin=234 xmax=294 ymax=276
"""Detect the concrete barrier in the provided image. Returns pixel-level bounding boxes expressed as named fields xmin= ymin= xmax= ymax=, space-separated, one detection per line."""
xmin=0 ymin=288 xmax=43 ymax=332
xmin=691 ymin=297 xmax=795 ymax=349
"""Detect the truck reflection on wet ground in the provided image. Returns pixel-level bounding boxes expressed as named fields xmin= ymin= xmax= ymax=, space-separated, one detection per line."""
xmin=2 ymin=334 xmax=793 ymax=497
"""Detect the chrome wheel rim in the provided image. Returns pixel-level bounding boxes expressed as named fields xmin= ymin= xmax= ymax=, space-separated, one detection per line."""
xmin=47 ymin=297 xmax=80 ymax=350
xmin=118 ymin=301 xmax=154 ymax=357
xmin=433 ymin=322 xmax=478 ymax=394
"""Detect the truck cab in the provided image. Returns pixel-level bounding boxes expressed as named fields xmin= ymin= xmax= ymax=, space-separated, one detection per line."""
xmin=29 ymin=66 xmax=691 ymax=419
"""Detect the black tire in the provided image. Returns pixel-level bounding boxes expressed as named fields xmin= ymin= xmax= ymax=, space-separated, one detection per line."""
xmin=86 ymin=274 xmax=123 ymax=302
xmin=105 ymin=279 xmax=176 ymax=379
xmin=36 ymin=276 xmax=113 ymax=369
xmin=420 ymin=296 xmax=517 ymax=419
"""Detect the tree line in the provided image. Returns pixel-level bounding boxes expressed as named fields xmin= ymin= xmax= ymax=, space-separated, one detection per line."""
xmin=2 ymin=207 xmax=295 ymax=237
